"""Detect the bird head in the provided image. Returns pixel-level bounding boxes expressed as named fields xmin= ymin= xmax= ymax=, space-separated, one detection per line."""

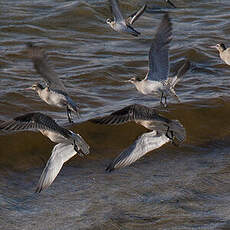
xmin=127 ymin=76 xmax=142 ymax=84
xmin=26 ymin=83 xmax=44 ymax=91
xmin=210 ymin=43 xmax=226 ymax=52
xmin=106 ymin=18 xmax=113 ymax=25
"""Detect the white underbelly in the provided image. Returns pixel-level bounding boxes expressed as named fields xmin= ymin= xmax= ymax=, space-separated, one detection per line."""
xmin=40 ymin=91 xmax=66 ymax=108
xmin=136 ymin=81 xmax=164 ymax=96
xmin=39 ymin=130 xmax=68 ymax=143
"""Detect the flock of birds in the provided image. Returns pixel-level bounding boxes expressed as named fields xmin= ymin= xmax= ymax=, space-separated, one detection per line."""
xmin=0 ymin=0 xmax=226 ymax=193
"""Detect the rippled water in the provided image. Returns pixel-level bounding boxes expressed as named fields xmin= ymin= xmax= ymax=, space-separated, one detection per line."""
xmin=1 ymin=0 xmax=230 ymax=229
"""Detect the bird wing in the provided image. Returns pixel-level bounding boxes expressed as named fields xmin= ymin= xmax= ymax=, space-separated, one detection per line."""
xmin=145 ymin=13 xmax=172 ymax=81
xmin=35 ymin=143 xmax=77 ymax=193
xmin=27 ymin=43 xmax=66 ymax=92
xmin=126 ymin=4 xmax=146 ymax=25
xmin=0 ymin=113 xmax=70 ymax=138
xmin=106 ymin=131 xmax=170 ymax=171
xmin=166 ymin=0 xmax=176 ymax=8
xmin=91 ymin=104 xmax=169 ymax=126
xmin=175 ymin=59 xmax=190 ymax=80
xmin=109 ymin=0 xmax=124 ymax=22
xmin=166 ymin=59 xmax=190 ymax=88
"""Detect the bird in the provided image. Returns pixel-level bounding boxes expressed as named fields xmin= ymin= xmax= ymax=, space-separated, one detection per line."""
xmin=0 ymin=112 xmax=90 ymax=192
xmin=26 ymin=43 xmax=80 ymax=123
xmin=210 ymin=43 xmax=230 ymax=65
xmin=106 ymin=0 xmax=146 ymax=37
xmin=126 ymin=13 xmax=190 ymax=107
xmin=91 ymin=104 xmax=185 ymax=171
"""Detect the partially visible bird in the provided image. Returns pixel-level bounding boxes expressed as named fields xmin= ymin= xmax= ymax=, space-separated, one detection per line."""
xmin=210 ymin=43 xmax=230 ymax=65
xmin=26 ymin=43 xmax=80 ymax=123
xmin=92 ymin=104 xmax=185 ymax=171
xmin=106 ymin=0 xmax=146 ymax=37
xmin=127 ymin=13 xmax=190 ymax=107
xmin=0 ymin=112 xmax=90 ymax=192
xmin=145 ymin=0 xmax=176 ymax=12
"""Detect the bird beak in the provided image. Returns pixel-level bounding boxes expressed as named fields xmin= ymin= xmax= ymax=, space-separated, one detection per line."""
xmin=166 ymin=0 xmax=176 ymax=8
xmin=209 ymin=45 xmax=217 ymax=49
xmin=123 ymin=79 xmax=132 ymax=83
xmin=25 ymin=86 xmax=33 ymax=90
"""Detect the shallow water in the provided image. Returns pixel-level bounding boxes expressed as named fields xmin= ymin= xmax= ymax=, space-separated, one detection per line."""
xmin=1 ymin=0 xmax=230 ymax=229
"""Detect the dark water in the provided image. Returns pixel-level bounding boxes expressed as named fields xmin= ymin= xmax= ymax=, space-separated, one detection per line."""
xmin=1 ymin=0 xmax=230 ymax=229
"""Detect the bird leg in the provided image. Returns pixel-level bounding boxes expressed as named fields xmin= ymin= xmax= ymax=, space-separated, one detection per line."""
xmin=164 ymin=96 xmax=167 ymax=108
xmin=73 ymin=140 xmax=79 ymax=151
xmin=160 ymin=93 xmax=164 ymax=105
xmin=160 ymin=93 xmax=168 ymax=108
xmin=66 ymin=107 xmax=73 ymax=123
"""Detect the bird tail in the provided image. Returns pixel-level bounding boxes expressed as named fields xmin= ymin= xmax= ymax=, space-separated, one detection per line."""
xmin=165 ymin=60 xmax=190 ymax=102
xmin=70 ymin=132 xmax=90 ymax=156
xmin=167 ymin=120 xmax=186 ymax=143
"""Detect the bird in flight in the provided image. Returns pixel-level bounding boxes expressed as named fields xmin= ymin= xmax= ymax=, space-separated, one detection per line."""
xmin=92 ymin=104 xmax=185 ymax=171
xmin=26 ymin=43 xmax=80 ymax=123
xmin=106 ymin=0 xmax=146 ymax=37
xmin=127 ymin=13 xmax=190 ymax=107
xmin=0 ymin=112 xmax=90 ymax=192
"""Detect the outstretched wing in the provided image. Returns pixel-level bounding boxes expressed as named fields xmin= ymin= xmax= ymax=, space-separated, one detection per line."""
xmin=176 ymin=59 xmax=190 ymax=79
xmin=91 ymin=104 xmax=169 ymax=126
xmin=106 ymin=131 xmax=170 ymax=171
xmin=35 ymin=143 xmax=77 ymax=193
xmin=166 ymin=59 xmax=190 ymax=89
xmin=109 ymin=0 xmax=124 ymax=22
xmin=27 ymin=43 xmax=66 ymax=92
xmin=145 ymin=13 xmax=172 ymax=81
xmin=126 ymin=4 xmax=146 ymax=25
xmin=0 ymin=113 xmax=70 ymax=138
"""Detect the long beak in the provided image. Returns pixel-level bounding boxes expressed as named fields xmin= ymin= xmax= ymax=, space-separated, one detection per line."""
xmin=166 ymin=0 xmax=176 ymax=8
xmin=209 ymin=45 xmax=217 ymax=49
xmin=123 ymin=79 xmax=132 ymax=83
xmin=25 ymin=86 xmax=33 ymax=90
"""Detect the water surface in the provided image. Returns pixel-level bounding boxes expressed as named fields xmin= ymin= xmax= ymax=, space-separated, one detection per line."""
xmin=1 ymin=0 xmax=230 ymax=229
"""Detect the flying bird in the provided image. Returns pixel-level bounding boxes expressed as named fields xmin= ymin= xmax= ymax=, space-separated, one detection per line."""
xmin=26 ymin=43 xmax=80 ymax=123
xmin=0 ymin=112 xmax=90 ymax=192
xmin=127 ymin=13 xmax=190 ymax=107
xmin=106 ymin=0 xmax=146 ymax=37
xmin=92 ymin=104 xmax=185 ymax=171
xmin=210 ymin=43 xmax=230 ymax=65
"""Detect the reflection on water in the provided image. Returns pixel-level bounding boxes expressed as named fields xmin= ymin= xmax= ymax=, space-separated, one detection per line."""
xmin=1 ymin=0 xmax=230 ymax=229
